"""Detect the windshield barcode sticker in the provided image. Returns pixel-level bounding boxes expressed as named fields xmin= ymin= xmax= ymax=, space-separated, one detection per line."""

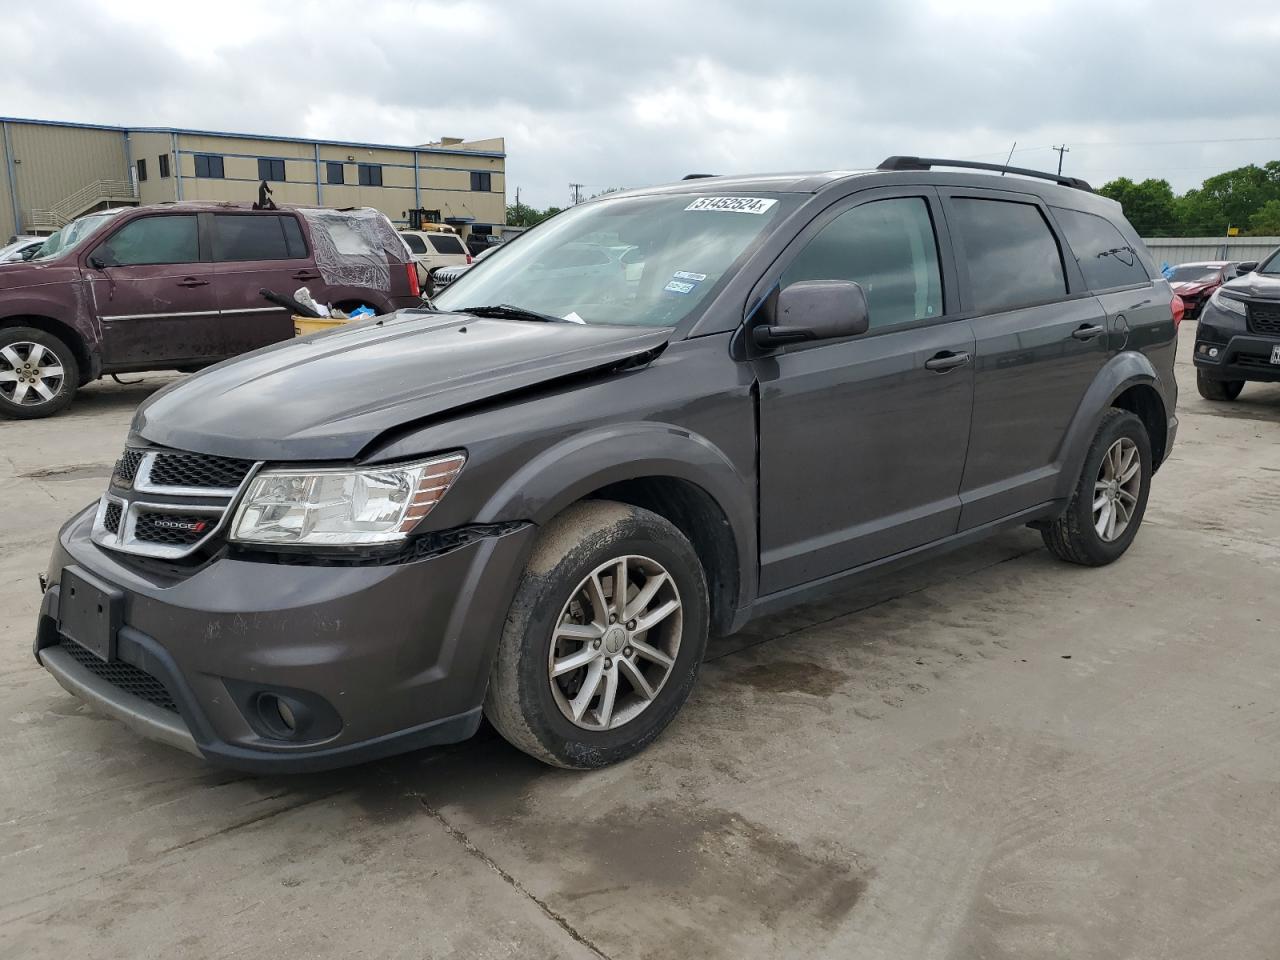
xmin=685 ymin=197 xmax=778 ymax=215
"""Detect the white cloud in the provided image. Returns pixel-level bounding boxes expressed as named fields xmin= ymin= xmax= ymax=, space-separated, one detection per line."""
xmin=2 ymin=0 xmax=1279 ymax=208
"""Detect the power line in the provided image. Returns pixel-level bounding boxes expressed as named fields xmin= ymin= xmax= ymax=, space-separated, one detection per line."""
xmin=1052 ymin=144 xmax=1069 ymax=175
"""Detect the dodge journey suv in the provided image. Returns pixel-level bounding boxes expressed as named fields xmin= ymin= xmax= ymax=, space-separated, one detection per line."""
xmin=1 ymin=203 xmax=421 ymax=419
xmin=33 ymin=157 xmax=1180 ymax=772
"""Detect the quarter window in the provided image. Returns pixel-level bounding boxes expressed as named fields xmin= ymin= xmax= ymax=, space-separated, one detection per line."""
xmin=326 ymin=161 xmax=344 ymax=185
xmin=427 ymin=234 xmax=467 ymax=256
xmin=96 ymin=215 xmax=199 ymax=266
xmin=781 ymin=197 xmax=943 ymax=328
xmin=470 ymin=171 xmax=492 ymax=192
xmin=951 ymin=198 xmax=1066 ymax=313
xmin=1051 ymin=206 xmax=1150 ymax=290
xmin=257 ymin=158 xmax=286 ymax=182
xmin=358 ymin=163 xmax=383 ymax=187
xmin=212 ymin=214 xmax=307 ymax=262
xmin=194 ymin=154 xmax=225 ymax=179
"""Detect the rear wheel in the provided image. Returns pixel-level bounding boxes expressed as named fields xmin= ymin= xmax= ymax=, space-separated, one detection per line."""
xmin=1196 ymin=372 xmax=1244 ymax=401
xmin=485 ymin=501 xmax=709 ymax=769
xmin=0 ymin=327 xmax=79 ymax=419
xmin=1042 ymin=408 xmax=1151 ymax=567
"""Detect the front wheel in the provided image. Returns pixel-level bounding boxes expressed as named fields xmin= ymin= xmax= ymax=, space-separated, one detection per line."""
xmin=485 ymin=501 xmax=709 ymax=769
xmin=0 ymin=326 xmax=80 ymax=419
xmin=1196 ymin=372 xmax=1244 ymax=401
xmin=1042 ymin=408 xmax=1152 ymax=567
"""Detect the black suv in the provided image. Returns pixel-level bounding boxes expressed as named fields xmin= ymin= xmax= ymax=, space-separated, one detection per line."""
xmin=1192 ymin=246 xmax=1280 ymax=400
xmin=34 ymin=158 xmax=1180 ymax=772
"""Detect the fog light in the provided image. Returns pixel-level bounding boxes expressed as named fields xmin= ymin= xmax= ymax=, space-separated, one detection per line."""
xmin=1209 ymin=347 xmax=1220 ymax=358
xmin=276 ymin=698 xmax=296 ymax=733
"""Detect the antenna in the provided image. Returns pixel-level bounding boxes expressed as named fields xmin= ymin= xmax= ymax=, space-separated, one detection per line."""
xmin=1002 ymin=141 xmax=1017 ymax=176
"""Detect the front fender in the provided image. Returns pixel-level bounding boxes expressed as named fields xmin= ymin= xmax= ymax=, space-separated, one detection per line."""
xmin=1052 ymin=350 xmax=1169 ymax=502
xmin=472 ymin=421 xmax=759 ymax=614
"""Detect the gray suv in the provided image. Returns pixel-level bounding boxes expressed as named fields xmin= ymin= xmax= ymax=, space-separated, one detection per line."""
xmin=33 ymin=157 xmax=1180 ymax=772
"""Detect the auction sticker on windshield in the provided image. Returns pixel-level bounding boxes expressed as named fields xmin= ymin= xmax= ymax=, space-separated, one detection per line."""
xmin=685 ymin=197 xmax=778 ymax=214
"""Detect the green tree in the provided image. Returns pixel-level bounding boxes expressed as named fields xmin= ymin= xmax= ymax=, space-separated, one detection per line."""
xmin=1098 ymin=177 xmax=1178 ymax=236
xmin=1249 ymin=198 xmax=1280 ymax=235
xmin=505 ymin=202 xmax=564 ymax=228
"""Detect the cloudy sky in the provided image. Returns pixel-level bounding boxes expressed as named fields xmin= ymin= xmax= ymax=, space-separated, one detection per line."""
xmin=3 ymin=0 xmax=1279 ymax=208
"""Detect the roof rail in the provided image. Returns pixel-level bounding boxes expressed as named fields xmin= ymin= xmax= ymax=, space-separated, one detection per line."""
xmin=682 ymin=173 xmax=717 ymax=180
xmin=877 ymin=156 xmax=1094 ymax=193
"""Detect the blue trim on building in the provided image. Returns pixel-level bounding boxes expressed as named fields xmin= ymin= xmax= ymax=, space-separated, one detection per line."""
xmin=0 ymin=116 xmax=505 ymax=159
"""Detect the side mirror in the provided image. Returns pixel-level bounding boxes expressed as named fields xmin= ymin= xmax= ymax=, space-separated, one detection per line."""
xmin=89 ymin=254 xmax=107 ymax=271
xmin=1235 ymin=261 xmax=1258 ymax=276
xmin=753 ymin=280 xmax=870 ymax=349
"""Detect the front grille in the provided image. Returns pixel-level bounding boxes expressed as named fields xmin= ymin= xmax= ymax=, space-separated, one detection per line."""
xmin=103 ymin=501 xmax=122 ymax=535
xmin=57 ymin=638 xmax=178 ymax=713
xmin=133 ymin=512 xmax=215 ymax=547
xmin=112 ymin=450 xmax=144 ymax=487
xmin=1247 ymin=302 xmax=1280 ymax=336
xmin=148 ymin=452 xmax=253 ymax=490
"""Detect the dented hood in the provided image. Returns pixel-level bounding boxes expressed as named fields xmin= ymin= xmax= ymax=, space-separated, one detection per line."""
xmin=134 ymin=310 xmax=673 ymax=461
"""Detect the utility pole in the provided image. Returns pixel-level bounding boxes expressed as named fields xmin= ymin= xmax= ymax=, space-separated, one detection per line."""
xmin=569 ymin=183 xmax=584 ymax=206
xmin=1052 ymin=144 xmax=1070 ymax=175
xmin=514 ymin=186 xmax=521 ymax=225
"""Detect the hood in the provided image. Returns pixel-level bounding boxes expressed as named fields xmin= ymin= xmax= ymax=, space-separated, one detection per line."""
xmin=0 ymin=258 xmax=78 ymax=291
xmin=133 ymin=310 xmax=673 ymax=461
xmin=1221 ymin=272 xmax=1280 ymax=301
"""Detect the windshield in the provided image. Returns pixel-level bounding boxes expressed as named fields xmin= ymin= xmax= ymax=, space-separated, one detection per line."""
xmin=433 ymin=193 xmax=791 ymax=326
xmin=1259 ymin=250 xmax=1280 ymax=275
xmin=32 ymin=211 xmax=120 ymax=261
xmin=1168 ymin=265 xmax=1221 ymax=283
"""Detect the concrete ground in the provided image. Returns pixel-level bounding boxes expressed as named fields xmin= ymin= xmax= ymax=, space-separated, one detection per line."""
xmin=2 ymin=323 xmax=1278 ymax=960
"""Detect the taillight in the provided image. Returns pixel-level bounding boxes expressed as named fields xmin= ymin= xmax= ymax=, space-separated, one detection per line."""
xmin=406 ymin=261 xmax=420 ymax=298
xmin=1171 ymin=294 xmax=1185 ymax=329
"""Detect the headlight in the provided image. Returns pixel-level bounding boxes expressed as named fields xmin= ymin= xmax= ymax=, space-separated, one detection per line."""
xmin=231 ymin=453 xmax=465 ymax=546
xmin=1209 ymin=288 xmax=1246 ymax=317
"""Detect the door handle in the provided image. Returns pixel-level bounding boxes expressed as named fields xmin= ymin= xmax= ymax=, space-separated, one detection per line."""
xmin=924 ymin=350 xmax=972 ymax=372
xmin=1071 ymin=324 xmax=1106 ymax=341
xmin=292 ymin=270 xmax=321 ymax=281
xmin=177 ymin=277 xmax=209 ymax=287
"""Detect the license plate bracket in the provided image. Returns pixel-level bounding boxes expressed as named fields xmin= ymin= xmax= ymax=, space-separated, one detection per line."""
xmin=57 ymin=566 xmax=123 ymax=662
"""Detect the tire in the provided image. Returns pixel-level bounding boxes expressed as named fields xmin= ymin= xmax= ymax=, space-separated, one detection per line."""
xmin=1042 ymin=408 xmax=1152 ymax=567
xmin=0 ymin=326 xmax=79 ymax=419
xmin=485 ymin=500 xmax=709 ymax=769
xmin=1196 ymin=372 xmax=1244 ymax=402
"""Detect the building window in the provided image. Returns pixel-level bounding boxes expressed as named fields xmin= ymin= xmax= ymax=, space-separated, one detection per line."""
xmin=258 ymin=158 xmax=286 ymax=182
xmin=158 ymin=154 xmax=171 ymax=178
xmin=194 ymin=154 xmax=225 ymax=179
xmin=470 ymin=171 xmax=492 ymax=192
xmin=326 ymin=161 xmax=344 ymax=185
xmin=135 ymin=159 xmax=147 ymax=183
xmin=358 ymin=163 xmax=383 ymax=187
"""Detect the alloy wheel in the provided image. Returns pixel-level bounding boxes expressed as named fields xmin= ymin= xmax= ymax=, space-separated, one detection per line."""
xmin=1094 ymin=437 xmax=1141 ymax=542
xmin=0 ymin=341 xmax=65 ymax=407
xmin=548 ymin=554 xmax=683 ymax=731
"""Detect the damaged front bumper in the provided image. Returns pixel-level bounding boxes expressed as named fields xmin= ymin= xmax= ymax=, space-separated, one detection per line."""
xmin=35 ymin=504 xmax=536 ymax=772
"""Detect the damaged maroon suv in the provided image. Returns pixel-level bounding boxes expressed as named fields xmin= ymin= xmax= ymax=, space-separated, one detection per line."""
xmin=0 ymin=203 xmax=421 ymax=419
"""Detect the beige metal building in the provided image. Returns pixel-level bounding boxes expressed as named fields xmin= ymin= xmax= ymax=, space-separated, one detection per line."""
xmin=1 ymin=117 xmax=506 ymax=242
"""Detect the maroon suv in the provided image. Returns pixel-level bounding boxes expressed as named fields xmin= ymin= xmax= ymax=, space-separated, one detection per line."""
xmin=0 ymin=202 xmax=422 ymax=418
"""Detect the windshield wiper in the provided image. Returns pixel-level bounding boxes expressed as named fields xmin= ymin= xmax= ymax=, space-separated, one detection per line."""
xmin=456 ymin=303 xmax=569 ymax=323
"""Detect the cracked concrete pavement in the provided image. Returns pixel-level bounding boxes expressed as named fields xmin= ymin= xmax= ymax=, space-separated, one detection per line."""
xmin=2 ymin=323 xmax=1279 ymax=959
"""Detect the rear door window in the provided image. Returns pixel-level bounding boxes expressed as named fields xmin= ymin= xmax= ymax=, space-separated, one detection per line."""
xmin=212 ymin=214 xmax=307 ymax=262
xmin=426 ymin=234 xmax=466 ymax=256
xmin=401 ymin=233 xmax=428 ymax=254
xmin=950 ymin=198 xmax=1066 ymax=313
xmin=781 ymin=197 xmax=943 ymax=329
xmin=97 ymin=215 xmax=199 ymax=266
xmin=1051 ymin=207 xmax=1150 ymax=290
